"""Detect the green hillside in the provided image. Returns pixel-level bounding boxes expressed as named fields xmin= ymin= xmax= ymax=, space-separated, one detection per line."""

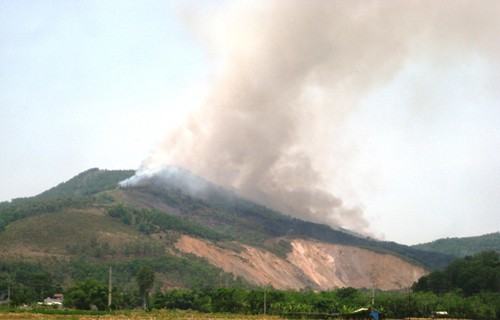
xmin=412 ymin=232 xmax=500 ymax=258
xmin=36 ymin=168 xmax=135 ymax=199
xmin=412 ymin=250 xmax=499 ymax=296
xmin=0 ymin=197 xmax=248 ymax=302
xmin=118 ymin=170 xmax=454 ymax=269
xmin=0 ymin=168 xmax=455 ymax=268
xmin=0 ymin=168 xmax=255 ymax=296
xmin=0 ymin=207 xmax=161 ymax=258
xmin=0 ymin=168 xmax=455 ymax=301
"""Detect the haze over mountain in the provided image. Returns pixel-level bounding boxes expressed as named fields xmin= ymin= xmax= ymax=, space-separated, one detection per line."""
xmin=2 ymin=1 xmax=499 ymax=246
xmin=128 ymin=1 xmax=500 ymax=243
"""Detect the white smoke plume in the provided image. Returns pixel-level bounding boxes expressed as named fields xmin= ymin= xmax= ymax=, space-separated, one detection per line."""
xmin=123 ymin=1 xmax=499 ymax=235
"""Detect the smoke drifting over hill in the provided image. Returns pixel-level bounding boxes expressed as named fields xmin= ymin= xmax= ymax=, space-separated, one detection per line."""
xmin=125 ymin=1 xmax=499 ymax=235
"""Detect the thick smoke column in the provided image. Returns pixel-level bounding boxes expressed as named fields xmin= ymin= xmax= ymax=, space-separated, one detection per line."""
xmin=125 ymin=1 xmax=499 ymax=235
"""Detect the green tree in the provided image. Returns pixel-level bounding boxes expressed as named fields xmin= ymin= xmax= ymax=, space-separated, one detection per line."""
xmin=374 ymin=291 xmax=408 ymax=318
xmin=412 ymin=291 xmax=439 ymax=317
xmin=10 ymin=265 xmax=58 ymax=304
xmin=136 ymin=267 xmax=155 ymax=309
xmin=413 ymin=250 xmax=499 ymax=296
xmin=64 ymin=278 xmax=108 ymax=310
xmin=212 ymin=287 xmax=249 ymax=313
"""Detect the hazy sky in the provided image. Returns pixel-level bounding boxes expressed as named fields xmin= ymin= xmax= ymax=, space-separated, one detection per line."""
xmin=1 ymin=0 xmax=499 ymax=245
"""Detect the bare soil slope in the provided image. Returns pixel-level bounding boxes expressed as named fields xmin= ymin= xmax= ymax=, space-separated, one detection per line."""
xmin=287 ymin=239 xmax=428 ymax=290
xmin=175 ymin=236 xmax=428 ymax=290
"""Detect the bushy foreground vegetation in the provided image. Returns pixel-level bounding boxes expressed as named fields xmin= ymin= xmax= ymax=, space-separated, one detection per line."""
xmin=412 ymin=250 xmax=499 ymax=296
xmin=0 ymin=257 xmax=247 ymax=306
xmin=1 ymin=284 xmax=498 ymax=319
xmin=1 ymin=251 xmax=499 ymax=319
xmin=152 ymin=288 xmax=499 ymax=319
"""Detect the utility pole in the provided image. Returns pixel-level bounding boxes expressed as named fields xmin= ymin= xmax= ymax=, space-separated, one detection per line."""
xmin=407 ymin=287 xmax=412 ymax=317
xmin=108 ymin=267 xmax=112 ymax=310
xmin=263 ymin=288 xmax=267 ymax=315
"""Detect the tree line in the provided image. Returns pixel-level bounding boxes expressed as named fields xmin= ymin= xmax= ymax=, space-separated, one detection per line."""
xmin=4 ymin=279 xmax=497 ymax=319
xmin=412 ymin=232 xmax=500 ymax=258
xmin=107 ymin=205 xmax=225 ymax=242
xmin=412 ymin=250 xmax=499 ymax=296
xmin=1 ymin=252 xmax=498 ymax=319
xmin=61 ymin=283 xmax=498 ymax=319
xmin=0 ymin=196 xmax=92 ymax=232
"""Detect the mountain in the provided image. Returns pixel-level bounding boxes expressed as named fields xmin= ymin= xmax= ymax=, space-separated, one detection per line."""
xmin=37 ymin=167 xmax=135 ymax=198
xmin=412 ymin=232 xmax=500 ymax=258
xmin=0 ymin=168 xmax=454 ymax=293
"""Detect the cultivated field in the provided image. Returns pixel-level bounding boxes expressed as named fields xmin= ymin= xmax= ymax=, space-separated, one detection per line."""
xmin=0 ymin=310 xmax=281 ymax=320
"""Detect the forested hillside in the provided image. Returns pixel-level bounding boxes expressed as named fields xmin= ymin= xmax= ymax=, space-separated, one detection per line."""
xmin=412 ymin=250 xmax=500 ymax=296
xmin=412 ymin=232 xmax=500 ymax=258
xmin=36 ymin=168 xmax=135 ymax=198
xmin=0 ymin=168 xmax=461 ymax=313
xmin=120 ymin=168 xmax=454 ymax=269
xmin=1 ymin=168 xmax=454 ymax=268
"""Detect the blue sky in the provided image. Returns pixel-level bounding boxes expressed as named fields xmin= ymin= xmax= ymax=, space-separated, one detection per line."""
xmin=1 ymin=1 xmax=499 ymax=245
xmin=1 ymin=0 xmax=208 ymax=197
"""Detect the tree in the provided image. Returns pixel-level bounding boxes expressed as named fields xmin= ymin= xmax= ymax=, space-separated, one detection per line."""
xmin=64 ymin=278 xmax=108 ymax=310
xmin=336 ymin=287 xmax=363 ymax=307
xmin=136 ymin=267 xmax=155 ymax=309
xmin=412 ymin=250 xmax=499 ymax=296
xmin=212 ymin=287 xmax=248 ymax=313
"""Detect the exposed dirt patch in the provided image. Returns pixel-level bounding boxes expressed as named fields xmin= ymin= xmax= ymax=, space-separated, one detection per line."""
xmin=175 ymin=236 xmax=313 ymax=289
xmin=287 ymin=239 xmax=428 ymax=290
xmin=175 ymin=236 xmax=428 ymax=290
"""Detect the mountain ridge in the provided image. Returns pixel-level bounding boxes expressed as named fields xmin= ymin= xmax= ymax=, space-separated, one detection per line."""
xmin=412 ymin=232 xmax=500 ymax=258
xmin=0 ymin=168 xmax=467 ymax=292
